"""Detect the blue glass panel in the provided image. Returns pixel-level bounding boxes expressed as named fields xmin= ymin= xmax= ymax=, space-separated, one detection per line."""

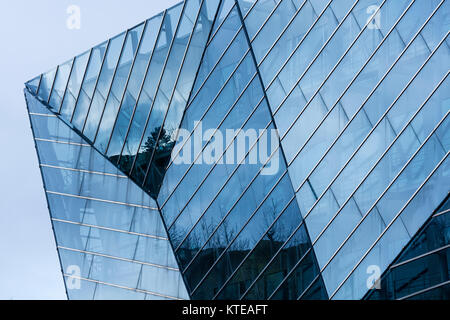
xmin=94 ymin=23 xmax=145 ymax=153
xmin=138 ymin=265 xmax=190 ymax=299
xmin=161 ymin=62 xmax=258 ymax=215
xmin=160 ymin=54 xmax=258 ymax=226
xmin=183 ymin=149 xmax=286 ymax=282
xmin=192 ymin=173 xmax=296 ymax=298
xmin=243 ymin=218 xmax=312 ymax=299
xmin=53 ymin=220 xmax=90 ymax=251
xmin=37 ymin=67 xmax=57 ymax=103
xmin=243 ymin=0 xmax=281 ymax=40
xmin=49 ymin=59 xmax=74 ymax=111
xmin=171 ymin=122 xmax=276 ymax=258
xmin=72 ymin=41 xmax=108 ymax=128
xmin=366 ymin=206 xmax=450 ymax=300
xmin=322 ymin=127 xmax=448 ymax=297
xmin=335 ymin=156 xmax=449 ymax=299
xmin=134 ymin=236 xmax=178 ymax=268
xmin=106 ymin=14 xmax=164 ymax=160
xmin=85 ymin=227 xmax=138 ymax=260
xmin=90 ymin=255 xmax=141 ymax=289
xmin=270 ymin=250 xmax=321 ymax=299
xmin=191 ymin=5 xmax=241 ymax=99
xmin=35 ymin=140 xmax=123 ymax=175
xmin=94 ymin=283 xmax=145 ymax=300
xmin=65 ymin=277 xmax=97 ymax=300
xmin=251 ymin=0 xmax=304 ymax=62
xmin=116 ymin=4 xmax=184 ymax=175
xmin=306 ymin=48 xmax=449 ymax=257
xmin=60 ymin=50 xmax=91 ymax=120
xmin=83 ymin=32 xmax=127 ymax=142
xmin=25 ymin=75 xmax=41 ymax=95
xmin=59 ymin=248 xmax=93 ymax=278
xmin=29 ymin=113 xmax=83 ymax=144
xmin=40 ymin=165 xmax=158 ymax=207
xmin=214 ymin=198 xmax=304 ymax=299
xmin=130 ymin=0 xmax=220 ymax=196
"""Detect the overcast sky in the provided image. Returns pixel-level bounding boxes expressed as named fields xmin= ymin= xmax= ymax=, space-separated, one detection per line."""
xmin=0 ymin=0 xmax=180 ymax=300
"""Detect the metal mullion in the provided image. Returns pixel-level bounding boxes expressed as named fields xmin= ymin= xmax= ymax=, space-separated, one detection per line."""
xmin=142 ymin=0 xmax=209 ymax=187
xmin=52 ymin=218 xmax=168 ymax=241
xmin=29 ymin=113 xmax=57 ymax=117
xmin=165 ymin=44 xmax=251 ymax=171
xmin=398 ymin=280 xmax=450 ymax=300
xmin=92 ymin=30 xmax=130 ymax=144
xmin=264 ymin=0 xmax=333 ymax=91
xmin=47 ymin=65 xmax=60 ymax=105
xmin=310 ymin=71 xmax=449 ymax=250
xmin=184 ymin=25 xmax=244 ymax=112
xmin=34 ymin=138 xmax=90 ymax=147
xmin=391 ymin=244 xmax=450 ymax=269
xmin=39 ymin=163 xmax=128 ymax=178
xmin=433 ymin=207 xmax=450 ymax=218
xmin=63 ymin=274 xmax=183 ymax=300
xmin=296 ymin=273 xmax=322 ymax=300
xmin=190 ymin=170 xmax=289 ymax=295
xmin=267 ymin=0 xmax=360 ymax=120
xmin=322 ymin=113 xmax=449 ymax=281
xmin=81 ymin=39 xmax=112 ymax=133
xmin=37 ymin=69 xmax=58 ymax=99
xmin=288 ymin=6 xmax=444 ymax=194
xmin=163 ymin=51 xmax=253 ymax=180
xmin=46 ymin=190 xmax=159 ymax=210
xmin=242 ymin=110 xmax=449 ymax=300
xmin=58 ymin=57 xmax=76 ymax=114
xmin=209 ymin=0 xmax=328 ymax=299
xmin=242 ymin=0 xmax=260 ymax=20
xmin=249 ymin=0 xmax=284 ymax=43
xmin=172 ymin=119 xmax=275 ymax=236
xmin=212 ymin=195 xmax=297 ymax=299
xmin=35 ymin=74 xmax=43 ymax=97
xmin=240 ymin=193 xmax=304 ymax=299
xmin=267 ymin=246 xmax=314 ymax=299
xmin=178 ymin=122 xmax=278 ymax=266
xmin=104 ymin=20 xmax=149 ymax=154
xmin=330 ymin=151 xmax=450 ymax=299
xmin=277 ymin=0 xmax=394 ymax=142
xmin=58 ymin=246 xmax=179 ymax=272
xmin=167 ymin=103 xmax=269 ymax=233
xmin=128 ymin=0 xmax=189 ymax=176
xmin=292 ymin=33 xmax=449 ymax=246
xmin=270 ymin=70 xmax=443 ymax=296
xmin=166 ymin=2 xmax=225 ymax=174
xmin=198 ymin=2 xmax=319 ymax=299
xmin=239 ymin=0 xmax=311 ymax=229
xmin=116 ymin=11 xmax=167 ymax=165
xmin=25 ymin=97 xmax=71 ymax=300
xmin=186 ymin=0 xmax=291 ymax=116
xmin=206 ymin=3 xmax=236 ymax=46
xmin=162 ymin=72 xmax=258 ymax=208
xmin=257 ymin=0 xmax=308 ymax=67
xmin=69 ymin=48 xmax=94 ymax=122
xmin=163 ymin=94 xmax=264 ymax=229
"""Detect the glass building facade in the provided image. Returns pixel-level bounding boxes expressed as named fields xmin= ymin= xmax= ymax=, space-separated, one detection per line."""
xmin=24 ymin=0 xmax=449 ymax=300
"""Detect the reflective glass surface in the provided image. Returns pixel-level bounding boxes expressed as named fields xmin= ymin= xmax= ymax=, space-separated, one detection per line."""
xmin=25 ymin=0 xmax=449 ymax=300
